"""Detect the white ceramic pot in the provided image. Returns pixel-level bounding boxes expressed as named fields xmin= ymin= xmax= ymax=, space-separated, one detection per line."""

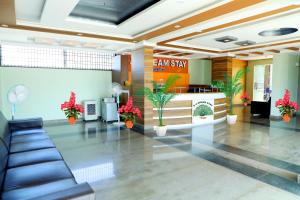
xmin=227 ymin=114 xmax=237 ymax=125
xmin=155 ymin=126 xmax=167 ymax=136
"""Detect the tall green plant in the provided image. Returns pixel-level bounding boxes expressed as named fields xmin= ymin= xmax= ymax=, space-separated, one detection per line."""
xmin=140 ymin=75 xmax=180 ymax=126
xmin=218 ymin=68 xmax=249 ymax=115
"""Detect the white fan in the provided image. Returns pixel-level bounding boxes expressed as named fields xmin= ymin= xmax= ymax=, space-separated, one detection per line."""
xmin=112 ymin=82 xmax=123 ymax=98
xmin=111 ymin=82 xmax=130 ymax=126
xmin=7 ymin=85 xmax=29 ymax=120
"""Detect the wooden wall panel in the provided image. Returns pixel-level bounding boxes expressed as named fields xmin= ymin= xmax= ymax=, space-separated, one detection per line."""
xmin=153 ymin=109 xmax=191 ymax=117
xmin=0 ymin=0 xmax=16 ymax=25
xmin=214 ymin=112 xmax=227 ymax=120
xmin=214 ymin=105 xmax=227 ymax=112
xmin=153 ymin=117 xmax=192 ymax=125
xmin=232 ymin=59 xmax=248 ymax=104
xmin=212 ymin=57 xmax=232 ymax=81
xmin=214 ymin=98 xmax=226 ymax=105
xmin=131 ymin=47 xmax=154 ymax=129
xmin=164 ymin=100 xmax=192 ymax=108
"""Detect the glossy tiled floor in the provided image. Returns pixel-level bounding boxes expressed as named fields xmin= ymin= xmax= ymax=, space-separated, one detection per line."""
xmin=44 ymin=108 xmax=300 ymax=200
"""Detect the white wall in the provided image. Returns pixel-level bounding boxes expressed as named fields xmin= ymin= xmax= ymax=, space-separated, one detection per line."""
xmin=271 ymin=53 xmax=300 ymax=116
xmin=0 ymin=67 xmax=112 ymax=120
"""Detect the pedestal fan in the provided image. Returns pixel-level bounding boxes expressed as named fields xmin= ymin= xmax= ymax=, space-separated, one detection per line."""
xmin=7 ymin=85 xmax=29 ymax=120
xmin=111 ymin=82 xmax=130 ymax=126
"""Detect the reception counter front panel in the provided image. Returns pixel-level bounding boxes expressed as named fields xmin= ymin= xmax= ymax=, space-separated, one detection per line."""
xmin=153 ymin=93 xmax=226 ymax=128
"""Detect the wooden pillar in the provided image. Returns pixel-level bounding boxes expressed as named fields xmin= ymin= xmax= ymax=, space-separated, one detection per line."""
xmin=212 ymin=56 xmax=233 ymax=112
xmin=131 ymin=46 xmax=153 ymax=130
xmin=212 ymin=57 xmax=248 ymax=107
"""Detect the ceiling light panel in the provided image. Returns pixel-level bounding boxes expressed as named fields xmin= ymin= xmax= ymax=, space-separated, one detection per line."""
xmin=215 ymin=36 xmax=238 ymax=43
xmin=235 ymin=40 xmax=256 ymax=46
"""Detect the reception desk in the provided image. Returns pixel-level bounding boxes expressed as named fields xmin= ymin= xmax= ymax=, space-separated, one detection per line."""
xmin=153 ymin=93 xmax=227 ymax=128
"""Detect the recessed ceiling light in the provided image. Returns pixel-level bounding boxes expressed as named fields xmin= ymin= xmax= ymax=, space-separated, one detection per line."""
xmin=174 ymin=25 xmax=181 ymax=29
xmin=215 ymin=36 xmax=238 ymax=43
xmin=259 ymin=28 xmax=298 ymax=36
xmin=235 ymin=40 xmax=256 ymax=46
xmin=1 ymin=24 xmax=8 ymax=27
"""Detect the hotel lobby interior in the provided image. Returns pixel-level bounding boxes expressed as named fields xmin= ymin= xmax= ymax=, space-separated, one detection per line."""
xmin=1 ymin=0 xmax=300 ymax=199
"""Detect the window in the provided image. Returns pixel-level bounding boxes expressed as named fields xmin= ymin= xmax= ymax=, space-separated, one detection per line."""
xmin=1 ymin=45 xmax=64 ymax=68
xmin=0 ymin=44 xmax=113 ymax=70
xmin=65 ymin=49 xmax=113 ymax=70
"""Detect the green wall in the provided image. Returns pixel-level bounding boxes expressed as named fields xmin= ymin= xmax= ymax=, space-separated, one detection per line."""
xmin=271 ymin=53 xmax=300 ymax=116
xmin=246 ymin=58 xmax=273 ymax=99
xmin=0 ymin=67 xmax=112 ymax=120
xmin=189 ymin=59 xmax=212 ymax=85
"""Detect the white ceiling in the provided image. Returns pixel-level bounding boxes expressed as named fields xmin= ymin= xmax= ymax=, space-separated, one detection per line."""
xmin=0 ymin=0 xmax=299 ymax=59
xmin=179 ymin=11 xmax=300 ymax=50
xmin=0 ymin=28 xmax=132 ymax=51
xmin=15 ymin=0 xmax=45 ymax=22
xmin=15 ymin=0 xmax=226 ymax=37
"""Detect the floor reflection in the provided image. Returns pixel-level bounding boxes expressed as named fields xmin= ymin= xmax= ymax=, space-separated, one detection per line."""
xmin=73 ymin=162 xmax=115 ymax=183
xmin=44 ymin=116 xmax=300 ymax=200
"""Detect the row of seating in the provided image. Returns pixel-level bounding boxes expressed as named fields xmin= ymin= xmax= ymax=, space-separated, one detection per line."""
xmin=0 ymin=112 xmax=95 ymax=200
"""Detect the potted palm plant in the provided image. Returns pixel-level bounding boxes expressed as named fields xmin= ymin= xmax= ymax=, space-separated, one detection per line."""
xmin=217 ymin=68 xmax=248 ymax=125
xmin=140 ymin=75 xmax=180 ymax=136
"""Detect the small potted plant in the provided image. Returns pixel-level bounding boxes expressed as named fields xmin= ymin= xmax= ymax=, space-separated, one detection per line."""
xmin=240 ymin=92 xmax=250 ymax=106
xmin=275 ymin=89 xmax=298 ymax=123
xmin=141 ymin=75 xmax=180 ymax=136
xmin=118 ymin=96 xmax=142 ymax=128
xmin=61 ymin=92 xmax=84 ymax=124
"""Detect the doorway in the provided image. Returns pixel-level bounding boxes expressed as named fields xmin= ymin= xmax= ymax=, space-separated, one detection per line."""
xmin=253 ymin=64 xmax=272 ymax=102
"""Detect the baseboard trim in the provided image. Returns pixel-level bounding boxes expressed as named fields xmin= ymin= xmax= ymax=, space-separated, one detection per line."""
xmin=269 ymin=115 xmax=282 ymax=121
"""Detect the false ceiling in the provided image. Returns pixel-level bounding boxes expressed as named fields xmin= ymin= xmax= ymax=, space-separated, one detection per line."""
xmin=0 ymin=0 xmax=299 ymax=59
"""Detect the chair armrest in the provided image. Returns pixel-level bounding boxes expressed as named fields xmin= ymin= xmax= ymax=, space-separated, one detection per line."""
xmin=30 ymin=183 xmax=95 ymax=200
xmin=8 ymin=118 xmax=43 ymax=132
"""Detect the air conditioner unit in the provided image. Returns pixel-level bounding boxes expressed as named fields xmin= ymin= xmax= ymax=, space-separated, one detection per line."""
xmin=83 ymin=100 xmax=98 ymax=121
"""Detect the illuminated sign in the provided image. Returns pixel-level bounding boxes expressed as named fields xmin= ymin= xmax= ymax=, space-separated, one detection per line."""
xmin=153 ymin=57 xmax=188 ymax=73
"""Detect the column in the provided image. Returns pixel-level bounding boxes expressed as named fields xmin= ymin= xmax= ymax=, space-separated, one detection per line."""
xmin=131 ymin=46 xmax=153 ymax=130
xmin=271 ymin=53 xmax=300 ymax=117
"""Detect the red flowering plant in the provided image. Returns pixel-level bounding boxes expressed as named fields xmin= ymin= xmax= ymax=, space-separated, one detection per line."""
xmin=240 ymin=92 xmax=251 ymax=103
xmin=275 ymin=89 xmax=298 ymax=117
xmin=118 ymin=96 xmax=142 ymax=123
xmin=61 ymin=92 xmax=84 ymax=119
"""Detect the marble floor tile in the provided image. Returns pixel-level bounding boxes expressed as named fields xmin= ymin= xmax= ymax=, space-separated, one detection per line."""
xmin=45 ymin=116 xmax=300 ymax=200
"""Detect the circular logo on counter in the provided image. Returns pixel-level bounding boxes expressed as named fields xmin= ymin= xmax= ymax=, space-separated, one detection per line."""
xmin=193 ymin=104 xmax=213 ymax=119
